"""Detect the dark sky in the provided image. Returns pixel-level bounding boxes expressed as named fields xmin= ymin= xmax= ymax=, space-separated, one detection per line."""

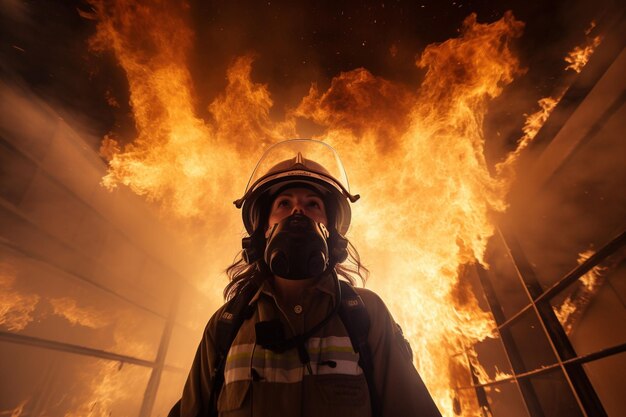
xmin=1 ymin=0 xmax=621 ymax=153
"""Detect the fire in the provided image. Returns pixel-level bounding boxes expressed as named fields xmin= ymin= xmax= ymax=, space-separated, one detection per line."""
xmin=291 ymin=67 xmax=415 ymax=148
xmin=49 ymin=297 xmax=111 ymax=329
xmin=565 ymin=35 xmax=601 ymax=73
xmin=89 ymin=3 xmax=525 ymax=414
xmin=88 ymin=1 xmax=293 ymax=223
xmin=497 ymin=20 xmax=601 ymax=178
xmin=319 ymin=13 xmax=524 ymax=414
xmin=83 ymin=2 xmax=601 ymax=416
xmin=64 ymin=360 xmax=150 ymax=417
xmin=553 ymin=250 xmax=607 ymax=335
xmin=48 ymin=298 xmax=157 ymax=415
xmin=0 ymin=264 xmax=39 ymax=332
xmin=0 ymin=259 xmax=153 ymax=416
xmin=0 ymin=399 xmax=28 ymax=417
xmin=497 ymin=94 xmax=562 ymax=175
xmin=88 ymin=0 xmax=232 ymax=220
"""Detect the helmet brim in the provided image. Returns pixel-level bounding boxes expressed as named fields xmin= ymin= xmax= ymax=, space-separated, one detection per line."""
xmin=241 ymin=173 xmax=352 ymax=236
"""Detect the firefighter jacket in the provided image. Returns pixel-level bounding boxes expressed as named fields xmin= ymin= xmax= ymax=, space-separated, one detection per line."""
xmin=176 ymin=273 xmax=442 ymax=417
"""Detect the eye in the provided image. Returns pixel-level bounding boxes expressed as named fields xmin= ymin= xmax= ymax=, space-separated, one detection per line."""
xmin=276 ymin=198 xmax=291 ymax=208
xmin=307 ymin=200 xmax=322 ymax=209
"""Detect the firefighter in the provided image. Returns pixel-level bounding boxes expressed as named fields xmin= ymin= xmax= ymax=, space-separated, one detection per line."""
xmin=170 ymin=139 xmax=441 ymax=417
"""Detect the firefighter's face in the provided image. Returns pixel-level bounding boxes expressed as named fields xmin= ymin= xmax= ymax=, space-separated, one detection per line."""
xmin=267 ymin=187 xmax=328 ymax=236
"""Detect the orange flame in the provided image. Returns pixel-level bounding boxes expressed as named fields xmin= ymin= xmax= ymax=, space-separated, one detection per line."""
xmin=47 ymin=297 xmax=157 ymax=415
xmin=49 ymin=297 xmax=112 ymax=329
xmin=497 ymin=20 xmax=602 ymax=178
xmin=89 ymin=1 xmax=294 ymax=223
xmin=89 ymin=0 xmax=232 ymax=220
xmin=85 ymin=2 xmax=599 ymax=415
xmin=497 ymin=93 xmax=562 ymax=176
xmin=0 ymin=264 xmax=39 ymax=332
xmin=64 ymin=360 xmax=150 ymax=417
xmin=88 ymin=3 xmax=528 ymax=414
xmin=553 ymin=250 xmax=606 ymax=335
xmin=565 ymin=23 xmax=602 ymax=74
xmin=328 ymin=13 xmax=523 ymax=413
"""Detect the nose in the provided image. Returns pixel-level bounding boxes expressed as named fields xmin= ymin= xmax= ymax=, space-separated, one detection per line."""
xmin=291 ymin=200 xmax=305 ymax=215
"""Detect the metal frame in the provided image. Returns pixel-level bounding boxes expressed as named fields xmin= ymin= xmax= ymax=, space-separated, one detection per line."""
xmin=460 ymin=9 xmax=626 ymax=416
xmin=0 ymin=124 xmax=189 ymax=416
xmin=465 ymin=229 xmax=626 ymax=416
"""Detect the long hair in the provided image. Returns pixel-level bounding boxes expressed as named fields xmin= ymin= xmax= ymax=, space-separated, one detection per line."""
xmin=223 ymin=240 xmax=369 ymax=301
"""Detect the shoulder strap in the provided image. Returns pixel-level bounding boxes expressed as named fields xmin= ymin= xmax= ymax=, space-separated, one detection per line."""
xmin=208 ymin=282 xmax=258 ymax=417
xmin=337 ymin=281 xmax=381 ymax=417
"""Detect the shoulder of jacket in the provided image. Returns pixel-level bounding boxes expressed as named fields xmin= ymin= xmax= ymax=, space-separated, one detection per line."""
xmin=202 ymin=302 xmax=231 ymax=339
xmin=202 ymin=284 xmax=260 ymax=340
xmin=352 ymin=286 xmax=384 ymax=303
xmin=351 ymin=286 xmax=389 ymax=316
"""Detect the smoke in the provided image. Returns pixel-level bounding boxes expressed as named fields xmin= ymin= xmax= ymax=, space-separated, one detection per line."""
xmin=2 ymin=1 xmax=622 ymax=416
xmin=0 ymin=77 xmax=215 ymax=415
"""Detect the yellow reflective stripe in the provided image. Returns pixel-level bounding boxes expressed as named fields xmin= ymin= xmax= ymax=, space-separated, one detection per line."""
xmin=225 ymin=337 xmax=357 ymax=363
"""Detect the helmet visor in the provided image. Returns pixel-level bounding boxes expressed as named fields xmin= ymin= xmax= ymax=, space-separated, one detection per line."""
xmin=243 ymin=139 xmax=351 ymax=197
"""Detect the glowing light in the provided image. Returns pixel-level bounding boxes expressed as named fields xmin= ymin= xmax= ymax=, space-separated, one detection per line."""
xmin=91 ymin=3 xmax=527 ymax=414
xmin=85 ymin=3 xmax=599 ymax=415
xmin=553 ymin=250 xmax=606 ymax=335
xmin=296 ymin=13 xmax=525 ymax=413
xmin=0 ymin=264 xmax=39 ymax=332
xmin=498 ymin=20 xmax=602 ymax=178
xmin=565 ymin=31 xmax=602 ymax=73
xmin=497 ymin=94 xmax=562 ymax=176
xmin=64 ymin=361 xmax=150 ymax=417
xmin=49 ymin=297 xmax=111 ymax=329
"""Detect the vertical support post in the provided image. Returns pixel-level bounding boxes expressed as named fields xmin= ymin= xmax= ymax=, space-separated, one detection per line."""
xmin=139 ymin=286 xmax=181 ymax=417
xmin=499 ymin=229 xmax=606 ymax=417
xmin=475 ymin=264 xmax=545 ymax=417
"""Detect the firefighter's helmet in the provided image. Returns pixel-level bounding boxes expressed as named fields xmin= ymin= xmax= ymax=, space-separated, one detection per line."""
xmin=234 ymin=139 xmax=360 ymax=236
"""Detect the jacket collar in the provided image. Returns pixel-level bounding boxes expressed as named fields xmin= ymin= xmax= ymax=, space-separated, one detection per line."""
xmin=248 ymin=270 xmax=337 ymax=305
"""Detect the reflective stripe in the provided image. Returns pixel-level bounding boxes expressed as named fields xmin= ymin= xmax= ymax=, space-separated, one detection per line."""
xmin=224 ymin=336 xmax=362 ymax=384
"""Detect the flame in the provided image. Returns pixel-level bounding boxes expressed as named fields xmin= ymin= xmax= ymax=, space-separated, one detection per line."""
xmin=301 ymin=13 xmax=524 ymax=414
xmin=84 ymin=2 xmax=602 ymax=415
xmin=565 ymin=23 xmax=602 ymax=73
xmin=47 ymin=296 xmax=154 ymax=358
xmin=88 ymin=0 xmax=232 ymax=219
xmin=291 ymin=68 xmax=415 ymax=148
xmin=88 ymin=1 xmax=294 ymax=223
xmin=497 ymin=20 xmax=602 ymax=179
xmin=0 ymin=264 xmax=39 ymax=332
xmin=49 ymin=297 xmax=112 ymax=329
xmin=0 ymin=258 xmax=157 ymax=416
xmin=553 ymin=250 xmax=606 ymax=334
xmin=89 ymin=4 xmax=526 ymax=415
xmin=64 ymin=360 xmax=150 ymax=417
xmin=564 ymin=20 xmax=601 ymax=73
xmin=497 ymin=94 xmax=562 ymax=175
xmin=46 ymin=298 xmax=157 ymax=415
xmin=0 ymin=399 xmax=28 ymax=417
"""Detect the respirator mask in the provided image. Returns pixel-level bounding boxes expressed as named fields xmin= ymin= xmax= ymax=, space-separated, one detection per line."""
xmin=264 ymin=213 xmax=330 ymax=279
